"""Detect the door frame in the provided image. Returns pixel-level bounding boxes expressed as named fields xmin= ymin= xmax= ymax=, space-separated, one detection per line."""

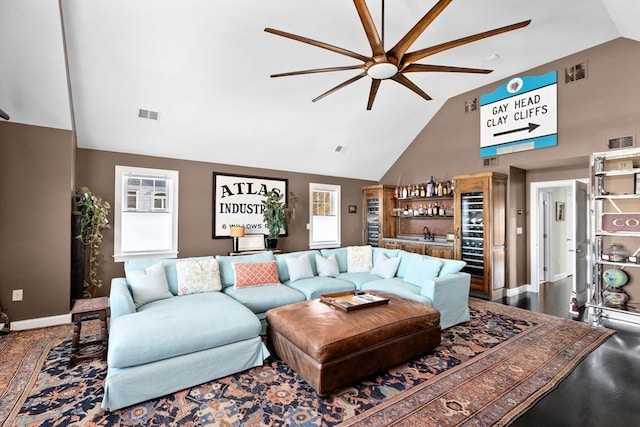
xmin=529 ymin=179 xmax=587 ymax=293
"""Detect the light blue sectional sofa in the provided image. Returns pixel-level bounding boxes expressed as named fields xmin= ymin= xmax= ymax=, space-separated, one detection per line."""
xmin=104 ymin=246 xmax=470 ymax=410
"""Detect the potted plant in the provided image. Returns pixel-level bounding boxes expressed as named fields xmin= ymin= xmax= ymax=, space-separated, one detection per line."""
xmin=72 ymin=187 xmax=111 ymax=298
xmin=262 ymin=190 xmax=287 ymax=249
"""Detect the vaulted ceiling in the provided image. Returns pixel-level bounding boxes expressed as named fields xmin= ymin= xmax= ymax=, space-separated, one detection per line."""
xmin=1 ymin=1 xmax=639 ymax=180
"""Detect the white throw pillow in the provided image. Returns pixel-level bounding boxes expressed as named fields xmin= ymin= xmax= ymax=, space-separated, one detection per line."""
xmin=316 ymin=253 xmax=339 ymax=277
xmin=176 ymin=257 xmax=222 ymax=295
xmin=126 ymin=262 xmax=173 ymax=307
xmin=347 ymin=245 xmax=373 ymax=273
xmin=371 ymin=253 xmax=401 ymax=279
xmin=284 ymin=254 xmax=315 ymax=282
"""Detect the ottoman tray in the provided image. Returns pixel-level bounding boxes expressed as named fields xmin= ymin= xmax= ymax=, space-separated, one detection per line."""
xmin=266 ymin=292 xmax=440 ymax=395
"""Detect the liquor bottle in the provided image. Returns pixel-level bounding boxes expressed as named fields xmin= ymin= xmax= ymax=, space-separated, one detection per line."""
xmin=437 ymin=181 xmax=443 ymax=197
xmin=427 ymin=203 xmax=433 ymax=216
xmin=439 ymin=203 xmax=445 ymax=216
xmin=394 ymin=186 xmax=399 ymax=199
xmin=426 ymin=176 xmax=435 ymax=197
xmin=433 ymin=201 xmax=438 ymax=216
xmin=401 ymin=186 xmax=408 ymax=199
xmin=420 ymin=184 xmax=426 ymax=198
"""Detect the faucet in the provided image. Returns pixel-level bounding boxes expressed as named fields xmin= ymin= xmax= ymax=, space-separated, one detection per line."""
xmin=423 ymin=226 xmax=434 ymax=241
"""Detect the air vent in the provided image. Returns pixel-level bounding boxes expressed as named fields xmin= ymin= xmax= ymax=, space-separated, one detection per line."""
xmin=334 ymin=145 xmax=348 ymax=153
xmin=564 ymin=61 xmax=587 ymax=83
xmin=464 ymin=98 xmax=478 ymax=113
xmin=483 ymin=156 xmax=498 ymax=167
xmin=138 ymin=109 xmax=160 ymax=120
xmin=608 ymin=136 xmax=634 ymax=150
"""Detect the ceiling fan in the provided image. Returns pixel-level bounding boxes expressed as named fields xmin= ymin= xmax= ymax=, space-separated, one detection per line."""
xmin=265 ymin=0 xmax=530 ymax=110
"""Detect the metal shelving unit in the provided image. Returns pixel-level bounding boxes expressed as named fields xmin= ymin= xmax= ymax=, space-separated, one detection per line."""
xmin=587 ymin=147 xmax=640 ymax=326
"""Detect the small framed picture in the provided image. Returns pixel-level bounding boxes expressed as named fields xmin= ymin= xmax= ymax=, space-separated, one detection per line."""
xmin=348 ymin=205 xmax=357 ymax=214
xmin=555 ymin=202 xmax=565 ymax=221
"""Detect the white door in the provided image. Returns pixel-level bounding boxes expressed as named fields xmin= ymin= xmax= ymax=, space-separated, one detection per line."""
xmin=570 ymin=180 xmax=589 ymax=306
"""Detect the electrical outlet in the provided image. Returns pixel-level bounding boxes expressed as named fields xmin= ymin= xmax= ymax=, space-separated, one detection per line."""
xmin=12 ymin=289 xmax=23 ymax=301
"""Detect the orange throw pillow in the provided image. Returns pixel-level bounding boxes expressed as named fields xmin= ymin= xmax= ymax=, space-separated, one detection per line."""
xmin=232 ymin=260 xmax=281 ymax=288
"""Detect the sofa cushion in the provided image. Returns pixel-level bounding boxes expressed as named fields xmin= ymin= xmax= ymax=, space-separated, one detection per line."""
xmin=396 ymin=251 xmax=422 ymax=279
xmin=284 ymin=254 xmax=315 ymax=282
xmin=125 ymin=256 xmax=214 ymax=295
xmin=320 ymin=248 xmax=348 ymax=273
xmin=125 ymin=262 xmax=173 ymax=308
xmin=176 ymin=257 xmax=222 ymax=295
xmin=371 ymin=253 xmax=401 ymax=279
xmin=347 ymin=245 xmax=373 ymax=272
xmin=232 ymin=260 xmax=280 ymax=288
xmin=224 ymin=283 xmax=306 ymax=314
xmin=360 ymin=278 xmax=433 ymax=306
xmin=404 ymin=256 xmax=443 ymax=287
xmin=335 ymin=272 xmax=380 ymax=288
xmin=216 ymin=252 xmax=276 ymax=289
xmin=284 ymin=276 xmax=356 ymax=300
xmin=424 ymin=255 xmax=466 ymax=276
xmin=316 ymin=253 xmax=339 ymax=277
xmin=108 ymin=292 xmax=260 ymax=368
xmin=275 ymin=250 xmax=320 ymax=282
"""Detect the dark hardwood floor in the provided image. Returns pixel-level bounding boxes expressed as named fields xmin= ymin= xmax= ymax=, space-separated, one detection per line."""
xmin=497 ymin=279 xmax=640 ymax=426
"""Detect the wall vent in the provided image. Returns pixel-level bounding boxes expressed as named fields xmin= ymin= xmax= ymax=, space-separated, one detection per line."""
xmin=608 ymin=136 xmax=634 ymax=150
xmin=564 ymin=61 xmax=587 ymax=83
xmin=138 ymin=109 xmax=159 ymax=120
xmin=483 ymin=156 xmax=498 ymax=167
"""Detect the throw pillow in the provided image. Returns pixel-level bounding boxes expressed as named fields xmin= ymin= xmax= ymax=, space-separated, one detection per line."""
xmin=126 ymin=262 xmax=173 ymax=307
xmin=316 ymin=253 xmax=339 ymax=277
xmin=176 ymin=258 xmax=222 ymax=295
xmin=285 ymin=254 xmax=315 ymax=282
xmin=371 ymin=253 xmax=401 ymax=279
xmin=232 ymin=261 xmax=280 ymax=288
xmin=404 ymin=257 xmax=443 ymax=287
xmin=347 ymin=245 xmax=373 ymax=273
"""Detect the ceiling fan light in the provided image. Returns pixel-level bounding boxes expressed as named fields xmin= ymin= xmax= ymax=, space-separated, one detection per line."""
xmin=367 ymin=63 xmax=398 ymax=80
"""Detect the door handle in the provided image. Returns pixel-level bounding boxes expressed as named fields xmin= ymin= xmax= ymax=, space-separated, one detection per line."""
xmin=569 ymin=249 xmax=583 ymax=253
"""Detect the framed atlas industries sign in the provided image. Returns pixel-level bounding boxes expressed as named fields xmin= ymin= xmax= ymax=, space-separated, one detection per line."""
xmin=212 ymin=172 xmax=288 ymax=238
xmin=479 ymin=71 xmax=557 ymax=158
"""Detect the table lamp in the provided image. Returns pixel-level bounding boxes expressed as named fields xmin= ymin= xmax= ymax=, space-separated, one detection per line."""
xmin=230 ymin=226 xmax=245 ymax=253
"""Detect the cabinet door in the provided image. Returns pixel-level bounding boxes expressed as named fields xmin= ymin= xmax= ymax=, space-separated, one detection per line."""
xmin=382 ymin=241 xmax=403 ymax=250
xmin=429 ymin=247 xmax=452 ymax=259
xmin=404 ymin=242 xmax=426 ymax=255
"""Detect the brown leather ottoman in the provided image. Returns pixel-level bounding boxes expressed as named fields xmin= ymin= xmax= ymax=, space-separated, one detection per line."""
xmin=266 ymin=292 xmax=440 ymax=395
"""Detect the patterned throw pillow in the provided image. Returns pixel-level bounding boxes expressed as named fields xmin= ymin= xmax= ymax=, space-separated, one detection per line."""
xmin=176 ymin=258 xmax=222 ymax=295
xmin=347 ymin=245 xmax=373 ymax=273
xmin=232 ymin=261 xmax=281 ymax=288
xmin=126 ymin=262 xmax=173 ymax=307
xmin=371 ymin=253 xmax=401 ymax=279
xmin=316 ymin=253 xmax=339 ymax=277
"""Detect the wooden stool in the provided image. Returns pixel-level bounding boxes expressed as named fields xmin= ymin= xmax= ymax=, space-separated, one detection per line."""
xmin=69 ymin=296 xmax=109 ymax=367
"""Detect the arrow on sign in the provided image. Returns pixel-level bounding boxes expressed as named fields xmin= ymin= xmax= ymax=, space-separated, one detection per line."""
xmin=493 ymin=122 xmax=540 ymax=137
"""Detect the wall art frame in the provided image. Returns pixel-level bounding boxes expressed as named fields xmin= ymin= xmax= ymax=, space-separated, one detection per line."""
xmin=212 ymin=172 xmax=288 ymax=239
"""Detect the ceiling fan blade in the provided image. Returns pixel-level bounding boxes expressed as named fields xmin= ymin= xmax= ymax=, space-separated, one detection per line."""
xmin=391 ymin=74 xmax=432 ymax=101
xmin=312 ymin=72 xmax=367 ymax=103
xmin=265 ymin=27 xmax=370 ymax=62
xmin=367 ymin=79 xmax=381 ymax=110
xmin=271 ymin=65 xmax=365 ymax=78
xmin=353 ymin=0 xmax=384 ymax=57
xmin=388 ymin=0 xmax=452 ymax=62
xmin=402 ymin=20 xmax=532 ymax=66
xmin=403 ymin=64 xmax=493 ymax=74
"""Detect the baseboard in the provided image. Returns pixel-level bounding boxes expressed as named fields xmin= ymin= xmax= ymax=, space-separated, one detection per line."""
xmin=10 ymin=313 xmax=71 ymax=331
xmin=504 ymin=284 xmax=536 ymax=298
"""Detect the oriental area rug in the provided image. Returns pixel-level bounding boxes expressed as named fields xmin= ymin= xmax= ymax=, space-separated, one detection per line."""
xmin=1 ymin=299 xmax=613 ymax=427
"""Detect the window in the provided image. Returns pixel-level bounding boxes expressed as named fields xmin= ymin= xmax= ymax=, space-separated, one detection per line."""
xmin=114 ymin=166 xmax=179 ymax=261
xmin=309 ymin=183 xmax=341 ymax=249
